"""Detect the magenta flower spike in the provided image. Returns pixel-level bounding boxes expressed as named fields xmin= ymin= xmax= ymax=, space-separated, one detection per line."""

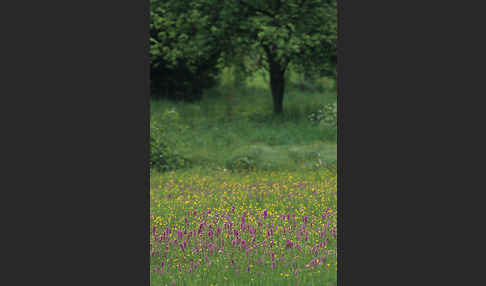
xmin=286 ymin=239 xmax=293 ymax=249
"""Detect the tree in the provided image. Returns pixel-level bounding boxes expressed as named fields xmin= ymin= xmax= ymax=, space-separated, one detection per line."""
xmin=234 ymin=0 xmax=337 ymax=113
xmin=150 ymin=0 xmax=337 ymax=113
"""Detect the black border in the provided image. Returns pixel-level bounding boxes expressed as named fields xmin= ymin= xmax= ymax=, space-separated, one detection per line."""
xmin=4 ymin=1 xmax=151 ymax=284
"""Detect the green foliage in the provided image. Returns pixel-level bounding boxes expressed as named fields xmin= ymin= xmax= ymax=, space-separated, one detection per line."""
xmin=149 ymin=0 xmax=223 ymax=100
xmin=227 ymin=0 xmax=338 ymax=76
xmin=308 ymin=103 xmax=338 ymax=127
xmin=150 ymin=0 xmax=222 ymax=70
xmin=150 ymin=0 xmax=337 ymax=110
xmin=150 ymin=109 xmax=190 ymax=171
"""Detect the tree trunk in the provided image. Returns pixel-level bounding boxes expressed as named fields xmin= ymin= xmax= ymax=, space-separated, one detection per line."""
xmin=268 ymin=54 xmax=286 ymax=114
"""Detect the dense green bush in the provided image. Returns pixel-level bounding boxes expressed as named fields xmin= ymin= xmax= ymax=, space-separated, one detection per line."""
xmin=149 ymin=0 xmax=222 ymax=101
xmin=150 ymin=109 xmax=190 ymax=171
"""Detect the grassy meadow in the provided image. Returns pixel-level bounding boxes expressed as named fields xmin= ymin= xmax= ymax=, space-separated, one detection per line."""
xmin=150 ymin=69 xmax=338 ymax=285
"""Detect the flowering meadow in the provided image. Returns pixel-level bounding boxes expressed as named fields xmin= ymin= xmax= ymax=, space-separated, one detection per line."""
xmin=150 ymin=168 xmax=337 ymax=285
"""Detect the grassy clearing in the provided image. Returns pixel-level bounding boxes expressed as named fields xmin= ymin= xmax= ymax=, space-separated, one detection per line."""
xmin=150 ymin=168 xmax=337 ymax=286
xmin=150 ymin=70 xmax=337 ymax=171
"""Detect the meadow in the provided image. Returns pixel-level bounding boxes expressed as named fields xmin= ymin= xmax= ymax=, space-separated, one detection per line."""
xmin=150 ymin=69 xmax=338 ymax=285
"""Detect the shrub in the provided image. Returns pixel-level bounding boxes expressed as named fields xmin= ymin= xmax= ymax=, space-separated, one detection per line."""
xmin=150 ymin=109 xmax=190 ymax=171
xmin=308 ymin=103 xmax=337 ymax=127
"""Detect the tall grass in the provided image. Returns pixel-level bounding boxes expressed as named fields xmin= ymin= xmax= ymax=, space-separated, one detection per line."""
xmin=150 ymin=68 xmax=337 ymax=171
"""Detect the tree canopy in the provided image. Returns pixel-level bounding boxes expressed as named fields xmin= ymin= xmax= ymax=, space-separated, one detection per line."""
xmin=150 ymin=0 xmax=337 ymax=112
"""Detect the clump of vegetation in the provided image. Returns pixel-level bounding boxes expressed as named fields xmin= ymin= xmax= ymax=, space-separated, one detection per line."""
xmin=308 ymin=103 xmax=337 ymax=127
xmin=149 ymin=0 xmax=222 ymax=101
xmin=150 ymin=109 xmax=190 ymax=171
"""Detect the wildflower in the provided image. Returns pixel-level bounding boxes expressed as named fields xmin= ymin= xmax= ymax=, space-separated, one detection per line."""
xmin=286 ymin=239 xmax=294 ymax=249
